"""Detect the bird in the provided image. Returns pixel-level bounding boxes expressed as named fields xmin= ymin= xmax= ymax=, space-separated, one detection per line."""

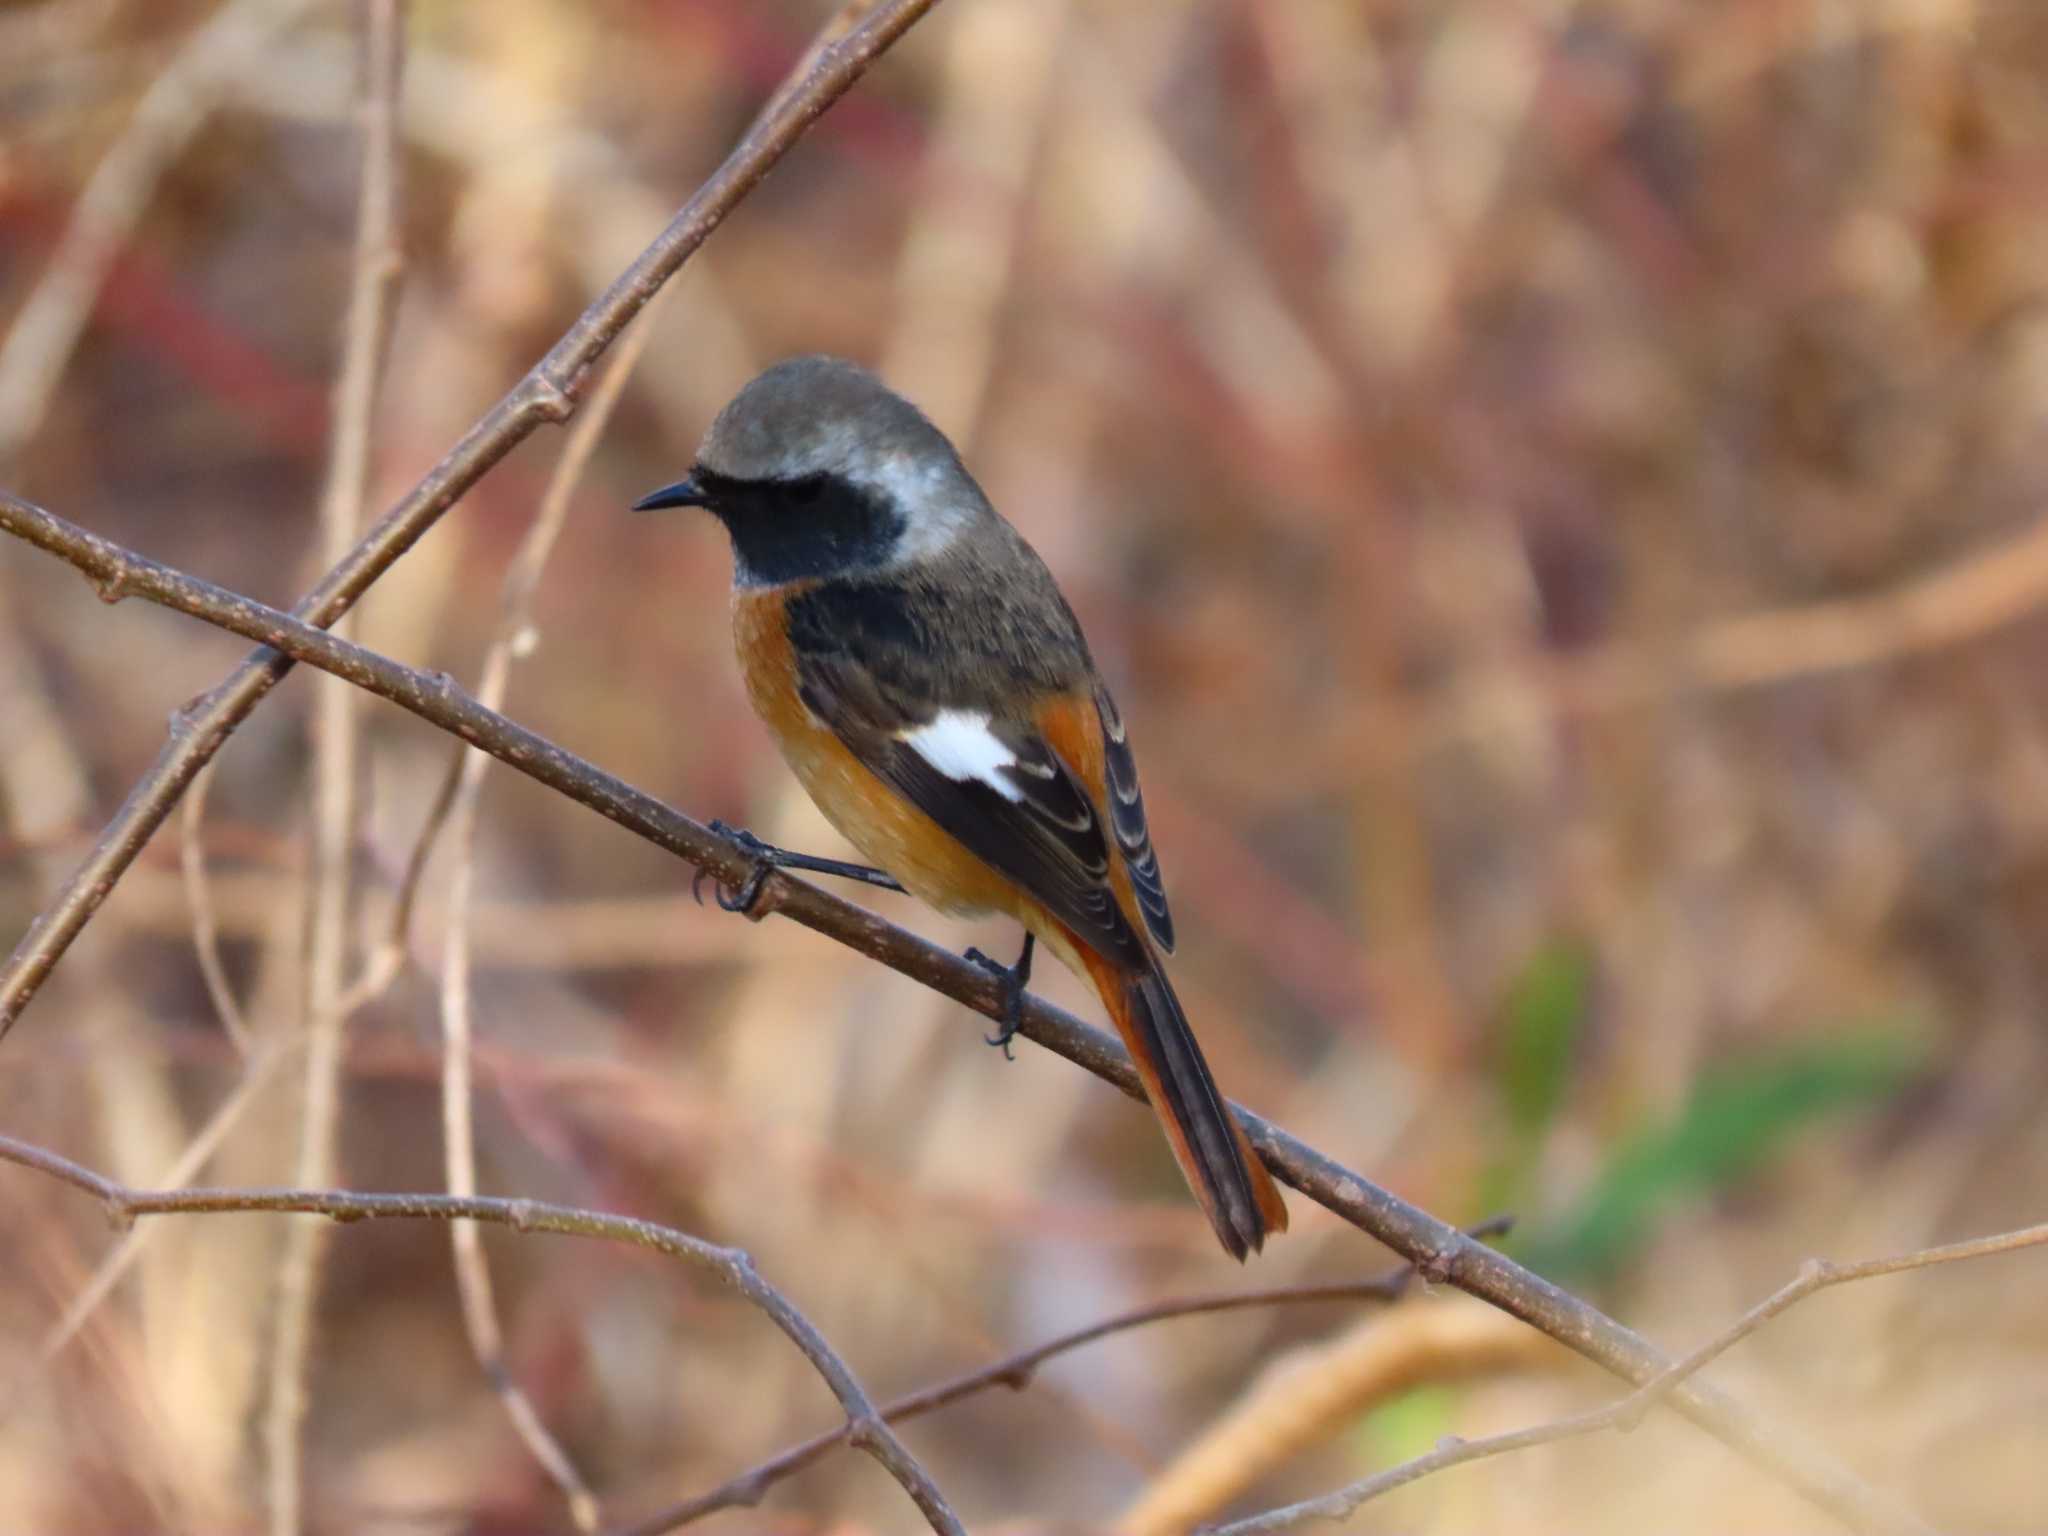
xmin=634 ymin=355 xmax=1288 ymax=1259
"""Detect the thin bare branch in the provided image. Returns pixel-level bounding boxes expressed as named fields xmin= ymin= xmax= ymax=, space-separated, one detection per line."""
xmin=266 ymin=6 xmax=407 ymax=1528
xmin=616 ymin=1217 xmax=1514 ymax=1536
xmin=32 ymin=1037 xmax=295 ymax=1368
xmin=26 ymin=761 xmax=292 ymax=1387
xmin=1124 ymin=1297 xmax=1556 ymax=1536
xmin=178 ymin=761 xmax=252 ymax=1054
xmin=344 ymin=750 xmax=460 ymax=1002
xmin=1206 ymin=1221 xmax=2048 ymax=1536
xmin=0 ymin=0 xmax=945 ymax=1040
xmin=0 ymin=492 xmax=1931 ymax=1536
xmin=432 ymin=257 xmax=663 ymax=1536
xmin=1205 ymin=1396 xmax=1623 ymax=1536
xmin=1613 ymin=1220 xmax=2048 ymax=1434
xmin=0 ymin=1133 xmax=965 ymax=1536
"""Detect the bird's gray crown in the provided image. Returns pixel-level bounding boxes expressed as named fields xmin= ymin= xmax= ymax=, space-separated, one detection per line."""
xmin=696 ymin=355 xmax=949 ymax=485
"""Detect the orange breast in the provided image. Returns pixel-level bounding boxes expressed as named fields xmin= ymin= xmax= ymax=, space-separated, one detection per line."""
xmin=732 ymin=588 xmax=1023 ymax=922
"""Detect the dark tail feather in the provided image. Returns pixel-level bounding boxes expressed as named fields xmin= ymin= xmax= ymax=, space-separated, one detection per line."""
xmin=1111 ymin=960 xmax=1289 ymax=1260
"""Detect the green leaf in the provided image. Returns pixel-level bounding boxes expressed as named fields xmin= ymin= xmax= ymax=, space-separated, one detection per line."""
xmin=1519 ymin=1027 xmax=1924 ymax=1284
xmin=1499 ymin=940 xmax=1593 ymax=1143
xmin=1356 ymin=1384 xmax=1458 ymax=1469
xmin=1476 ymin=939 xmax=1593 ymax=1216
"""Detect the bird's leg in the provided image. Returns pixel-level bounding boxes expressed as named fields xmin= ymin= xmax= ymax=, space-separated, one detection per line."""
xmin=696 ymin=820 xmax=905 ymax=915
xmin=965 ymin=931 xmax=1035 ymax=1059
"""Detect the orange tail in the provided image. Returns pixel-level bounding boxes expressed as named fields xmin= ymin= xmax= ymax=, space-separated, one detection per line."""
xmin=1076 ymin=942 xmax=1289 ymax=1259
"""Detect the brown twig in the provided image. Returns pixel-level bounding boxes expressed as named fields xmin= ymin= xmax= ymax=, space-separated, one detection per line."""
xmin=0 ymin=1133 xmax=966 ymax=1536
xmin=1205 ymin=1220 xmax=2048 ymax=1536
xmin=266 ymin=6 xmax=406 ymax=1529
xmin=400 ymin=0 xmax=888 ymax=1490
xmin=1121 ymin=1296 xmax=1560 ymax=1536
xmin=31 ymin=1037 xmax=295 ymax=1369
xmin=0 ymin=0 xmax=945 ymax=1040
xmin=178 ymin=762 xmax=252 ymax=1054
xmin=26 ymin=766 xmax=295 ymax=1385
xmin=614 ymin=1216 xmax=1514 ymax=1536
xmin=1610 ymin=1220 xmax=2048 ymax=1431
xmin=432 ymin=267 xmax=663 ymax=1536
xmin=0 ymin=493 xmax=1930 ymax=1536
xmin=344 ymin=747 xmax=460 ymax=1003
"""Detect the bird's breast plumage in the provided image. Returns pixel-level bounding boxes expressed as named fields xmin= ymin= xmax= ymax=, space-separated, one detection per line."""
xmin=731 ymin=585 xmax=1022 ymax=920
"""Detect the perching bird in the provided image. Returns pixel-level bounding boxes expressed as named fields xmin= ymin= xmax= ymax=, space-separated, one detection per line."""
xmin=634 ymin=356 xmax=1287 ymax=1258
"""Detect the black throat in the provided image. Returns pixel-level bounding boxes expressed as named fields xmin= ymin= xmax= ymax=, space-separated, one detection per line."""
xmin=694 ymin=467 xmax=907 ymax=586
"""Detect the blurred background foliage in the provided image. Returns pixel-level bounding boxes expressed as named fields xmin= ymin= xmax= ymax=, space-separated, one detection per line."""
xmin=2 ymin=1 xmax=2046 ymax=1532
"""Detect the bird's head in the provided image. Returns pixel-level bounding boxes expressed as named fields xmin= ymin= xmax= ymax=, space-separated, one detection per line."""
xmin=633 ymin=355 xmax=989 ymax=587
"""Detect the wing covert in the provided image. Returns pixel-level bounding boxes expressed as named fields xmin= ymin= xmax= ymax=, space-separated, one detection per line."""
xmin=798 ymin=658 xmax=1146 ymax=967
xmin=784 ymin=578 xmax=1168 ymax=966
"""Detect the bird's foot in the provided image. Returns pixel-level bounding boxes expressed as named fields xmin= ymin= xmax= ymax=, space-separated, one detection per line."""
xmin=695 ymin=820 xmax=907 ymax=915
xmin=696 ymin=821 xmax=777 ymax=914
xmin=967 ymin=932 xmax=1035 ymax=1060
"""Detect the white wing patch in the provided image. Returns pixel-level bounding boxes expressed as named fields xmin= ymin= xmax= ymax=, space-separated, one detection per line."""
xmin=901 ymin=710 xmax=1023 ymax=802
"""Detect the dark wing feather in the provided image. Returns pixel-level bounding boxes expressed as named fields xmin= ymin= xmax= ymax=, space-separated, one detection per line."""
xmin=787 ymin=578 xmax=1152 ymax=969
xmin=797 ymin=660 xmax=1148 ymax=969
xmin=1093 ymin=685 xmax=1174 ymax=952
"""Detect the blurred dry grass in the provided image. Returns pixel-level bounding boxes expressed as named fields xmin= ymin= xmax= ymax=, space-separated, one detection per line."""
xmin=3 ymin=0 xmax=2048 ymax=1532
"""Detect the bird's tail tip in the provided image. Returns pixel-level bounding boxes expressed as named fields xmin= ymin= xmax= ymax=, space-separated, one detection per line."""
xmin=1122 ymin=967 xmax=1289 ymax=1261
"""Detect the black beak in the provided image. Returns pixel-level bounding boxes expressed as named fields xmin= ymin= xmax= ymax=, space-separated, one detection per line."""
xmin=632 ymin=476 xmax=707 ymax=512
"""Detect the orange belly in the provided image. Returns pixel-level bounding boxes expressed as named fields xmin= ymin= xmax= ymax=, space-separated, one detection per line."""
xmin=733 ymin=587 xmax=1031 ymax=927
